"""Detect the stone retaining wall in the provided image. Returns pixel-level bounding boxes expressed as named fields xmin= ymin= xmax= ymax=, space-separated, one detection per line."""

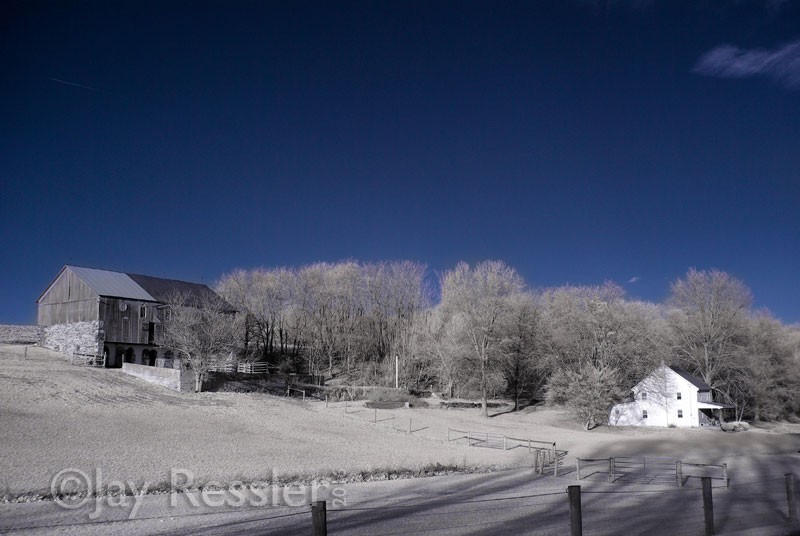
xmin=122 ymin=362 xmax=195 ymax=392
xmin=41 ymin=321 xmax=102 ymax=355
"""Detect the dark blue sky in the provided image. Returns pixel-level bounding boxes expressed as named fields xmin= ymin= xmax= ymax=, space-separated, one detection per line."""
xmin=2 ymin=1 xmax=799 ymax=324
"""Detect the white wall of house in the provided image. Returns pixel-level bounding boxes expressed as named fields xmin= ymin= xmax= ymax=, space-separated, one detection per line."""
xmin=609 ymin=366 xmax=705 ymax=427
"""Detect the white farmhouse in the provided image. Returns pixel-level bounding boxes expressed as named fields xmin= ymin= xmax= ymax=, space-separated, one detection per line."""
xmin=609 ymin=365 xmax=733 ymax=428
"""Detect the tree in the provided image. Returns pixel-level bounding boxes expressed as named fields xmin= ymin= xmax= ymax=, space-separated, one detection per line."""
xmin=411 ymin=307 xmax=471 ymax=398
xmin=546 ymin=363 xmax=624 ymax=430
xmin=724 ymin=313 xmax=800 ymax=421
xmin=161 ymin=291 xmax=239 ymax=393
xmin=440 ymin=261 xmax=525 ymax=417
xmin=541 ymin=284 xmax=667 ymax=390
xmin=668 ymin=268 xmax=752 ymax=388
xmin=499 ymin=292 xmax=547 ymax=410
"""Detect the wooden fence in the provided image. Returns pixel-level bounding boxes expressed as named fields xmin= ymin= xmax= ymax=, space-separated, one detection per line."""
xmin=208 ymin=363 xmax=237 ymax=373
xmin=238 ymin=362 xmax=268 ymax=374
xmin=207 ymin=362 xmax=269 ymax=374
xmin=678 ymin=461 xmax=729 ymax=488
xmin=69 ymin=350 xmax=105 ymax=367
xmin=447 ymin=428 xmax=559 ymax=476
xmin=575 ymin=457 xmax=729 ymax=487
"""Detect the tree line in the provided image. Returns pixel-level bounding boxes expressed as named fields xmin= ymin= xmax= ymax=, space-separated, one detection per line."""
xmin=179 ymin=260 xmax=798 ymax=425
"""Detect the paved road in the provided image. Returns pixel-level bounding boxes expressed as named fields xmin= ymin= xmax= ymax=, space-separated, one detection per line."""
xmin=1 ymin=469 xmax=798 ymax=535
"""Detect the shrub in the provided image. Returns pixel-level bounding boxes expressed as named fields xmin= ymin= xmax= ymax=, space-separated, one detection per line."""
xmin=546 ymin=363 xmax=624 ymax=430
xmin=366 ymin=388 xmax=416 ymax=404
xmin=721 ymin=421 xmax=750 ymax=432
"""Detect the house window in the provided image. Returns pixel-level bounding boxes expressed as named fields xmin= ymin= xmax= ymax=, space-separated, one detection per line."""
xmin=677 ymin=392 xmax=682 ymax=400
xmin=615 ymin=409 xmax=620 ymax=415
xmin=642 ymin=410 xmax=648 ymax=419
xmin=139 ymin=304 xmax=147 ymax=319
xmin=678 ymin=410 xmax=683 ymax=418
xmin=641 ymin=392 xmax=647 ymax=400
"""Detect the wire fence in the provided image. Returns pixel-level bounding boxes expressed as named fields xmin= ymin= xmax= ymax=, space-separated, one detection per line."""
xmin=6 ymin=473 xmax=794 ymax=535
xmin=304 ymin=473 xmax=796 ymax=536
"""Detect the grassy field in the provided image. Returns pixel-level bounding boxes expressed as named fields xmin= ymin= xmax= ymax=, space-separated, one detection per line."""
xmin=0 ymin=325 xmax=39 ymax=344
xmin=1 ymin=344 xmax=798 ymax=502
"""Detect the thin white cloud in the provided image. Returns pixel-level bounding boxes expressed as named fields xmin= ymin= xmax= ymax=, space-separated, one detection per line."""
xmin=628 ymin=276 xmax=640 ymax=284
xmin=765 ymin=0 xmax=791 ymax=14
xmin=48 ymin=77 xmax=113 ymax=95
xmin=693 ymin=39 xmax=800 ymax=89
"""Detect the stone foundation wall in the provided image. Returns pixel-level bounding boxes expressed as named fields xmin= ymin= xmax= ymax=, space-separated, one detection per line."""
xmin=0 ymin=325 xmax=41 ymax=344
xmin=41 ymin=321 xmax=102 ymax=355
xmin=122 ymin=363 xmax=195 ymax=392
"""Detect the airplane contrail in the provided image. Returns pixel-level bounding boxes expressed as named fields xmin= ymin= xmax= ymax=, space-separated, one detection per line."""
xmin=47 ymin=77 xmax=111 ymax=94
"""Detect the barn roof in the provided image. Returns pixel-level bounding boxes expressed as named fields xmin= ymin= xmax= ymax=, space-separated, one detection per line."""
xmin=128 ymin=273 xmax=234 ymax=311
xmin=669 ymin=365 xmax=711 ymax=391
xmin=41 ymin=266 xmax=233 ymax=311
xmin=67 ymin=266 xmax=156 ymax=301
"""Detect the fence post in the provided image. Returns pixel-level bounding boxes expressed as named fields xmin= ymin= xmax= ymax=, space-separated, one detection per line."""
xmin=325 ymin=395 xmax=328 ymax=408
xmin=568 ymin=485 xmax=582 ymax=536
xmin=302 ymin=390 xmax=306 ymax=401
xmin=503 ymin=436 xmax=507 ymax=451
xmin=554 ymin=447 xmax=559 ymax=478
xmin=702 ymin=477 xmax=715 ymax=536
xmin=787 ymin=473 xmax=797 ymax=522
xmin=676 ymin=461 xmax=683 ymax=487
xmin=608 ymin=458 xmax=615 ymax=483
xmin=722 ymin=463 xmax=728 ymax=487
xmin=576 ymin=459 xmax=581 ymax=481
xmin=374 ymin=408 xmax=377 ymax=423
xmin=311 ymin=500 xmax=327 ymax=536
xmin=408 ymin=418 xmax=412 ymax=434
xmin=345 ymin=400 xmax=348 ymax=413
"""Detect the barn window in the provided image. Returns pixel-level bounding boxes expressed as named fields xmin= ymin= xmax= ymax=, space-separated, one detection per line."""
xmin=642 ymin=410 xmax=648 ymax=419
xmin=678 ymin=410 xmax=683 ymax=418
xmin=139 ymin=304 xmax=147 ymax=319
xmin=677 ymin=392 xmax=682 ymax=400
xmin=641 ymin=392 xmax=647 ymax=400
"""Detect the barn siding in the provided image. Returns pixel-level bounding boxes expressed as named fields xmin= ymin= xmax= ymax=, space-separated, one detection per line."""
xmin=99 ymin=298 xmax=161 ymax=344
xmin=37 ymin=268 xmax=100 ymax=325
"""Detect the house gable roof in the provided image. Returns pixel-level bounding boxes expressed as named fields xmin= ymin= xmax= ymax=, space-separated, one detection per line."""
xmin=668 ymin=365 xmax=711 ymax=391
xmin=630 ymin=364 xmax=712 ymax=394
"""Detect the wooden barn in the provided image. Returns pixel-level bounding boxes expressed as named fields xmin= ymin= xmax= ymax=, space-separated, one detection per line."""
xmin=37 ymin=265 xmax=233 ymax=368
